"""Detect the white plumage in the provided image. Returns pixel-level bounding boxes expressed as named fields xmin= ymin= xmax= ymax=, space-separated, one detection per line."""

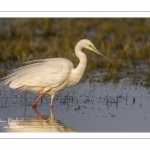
xmin=9 ymin=58 xmax=74 ymax=93
xmin=1 ymin=39 xmax=106 ymax=107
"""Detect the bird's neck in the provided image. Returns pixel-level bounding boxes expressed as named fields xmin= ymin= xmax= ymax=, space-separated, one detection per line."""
xmin=74 ymin=44 xmax=87 ymax=77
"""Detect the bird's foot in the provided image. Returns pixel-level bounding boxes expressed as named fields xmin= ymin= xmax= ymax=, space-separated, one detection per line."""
xmin=32 ymin=103 xmax=36 ymax=107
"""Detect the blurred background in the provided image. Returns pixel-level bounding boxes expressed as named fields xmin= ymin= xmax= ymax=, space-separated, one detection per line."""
xmin=0 ymin=18 xmax=150 ymax=85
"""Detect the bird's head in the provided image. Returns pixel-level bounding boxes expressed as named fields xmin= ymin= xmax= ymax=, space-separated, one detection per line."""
xmin=78 ymin=39 xmax=107 ymax=60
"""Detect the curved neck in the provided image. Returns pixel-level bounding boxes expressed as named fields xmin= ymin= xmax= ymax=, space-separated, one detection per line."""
xmin=74 ymin=44 xmax=87 ymax=76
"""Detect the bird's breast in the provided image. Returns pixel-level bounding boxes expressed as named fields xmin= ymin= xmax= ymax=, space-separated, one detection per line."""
xmin=66 ymin=71 xmax=82 ymax=87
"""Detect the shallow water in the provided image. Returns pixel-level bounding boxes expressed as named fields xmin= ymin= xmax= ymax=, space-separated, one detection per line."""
xmin=0 ymin=78 xmax=150 ymax=132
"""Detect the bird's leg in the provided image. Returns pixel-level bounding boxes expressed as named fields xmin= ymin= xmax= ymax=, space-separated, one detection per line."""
xmin=50 ymin=99 xmax=54 ymax=107
xmin=32 ymin=92 xmax=45 ymax=107
xmin=50 ymin=95 xmax=55 ymax=107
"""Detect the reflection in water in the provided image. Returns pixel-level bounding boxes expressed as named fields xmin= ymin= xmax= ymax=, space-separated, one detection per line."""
xmin=7 ymin=107 xmax=76 ymax=132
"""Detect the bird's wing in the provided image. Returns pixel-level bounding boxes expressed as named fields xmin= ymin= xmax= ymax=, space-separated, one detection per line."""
xmin=2 ymin=58 xmax=73 ymax=89
xmin=21 ymin=60 xmax=68 ymax=87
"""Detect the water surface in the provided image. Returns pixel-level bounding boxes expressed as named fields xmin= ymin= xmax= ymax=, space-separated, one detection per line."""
xmin=0 ymin=78 xmax=150 ymax=132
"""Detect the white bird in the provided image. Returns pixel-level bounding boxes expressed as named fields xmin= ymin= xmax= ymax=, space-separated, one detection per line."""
xmin=1 ymin=39 xmax=106 ymax=107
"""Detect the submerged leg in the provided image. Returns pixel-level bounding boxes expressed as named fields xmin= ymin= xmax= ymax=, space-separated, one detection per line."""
xmin=32 ymin=92 xmax=45 ymax=107
xmin=50 ymin=95 xmax=55 ymax=107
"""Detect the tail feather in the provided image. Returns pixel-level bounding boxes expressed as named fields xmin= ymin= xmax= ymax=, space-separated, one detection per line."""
xmin=0 ymin=60 xmax=45 ymax=88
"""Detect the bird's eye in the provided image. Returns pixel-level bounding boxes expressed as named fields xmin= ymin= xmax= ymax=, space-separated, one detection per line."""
xmin=89 ymin=45 xmax=92 ymax=48
xmin=89 ymin=44 xmax=96 ymax=50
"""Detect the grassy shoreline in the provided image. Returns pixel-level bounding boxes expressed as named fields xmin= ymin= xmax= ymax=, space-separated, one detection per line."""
xmin=0 ymin=18 xmax=150 ymax=85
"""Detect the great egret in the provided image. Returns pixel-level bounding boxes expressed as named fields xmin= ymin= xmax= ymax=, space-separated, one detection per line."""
xmin=1 ymin=39 xmax=106 ymax=107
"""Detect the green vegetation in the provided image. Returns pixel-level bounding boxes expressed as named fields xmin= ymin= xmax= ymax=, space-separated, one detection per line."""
xmin=0 ymin=18 xmax=150 ymax=85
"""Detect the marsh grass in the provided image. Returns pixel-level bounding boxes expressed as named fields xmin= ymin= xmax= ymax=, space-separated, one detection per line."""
xmin=0 ymin=18 xmax=150 ymax=85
